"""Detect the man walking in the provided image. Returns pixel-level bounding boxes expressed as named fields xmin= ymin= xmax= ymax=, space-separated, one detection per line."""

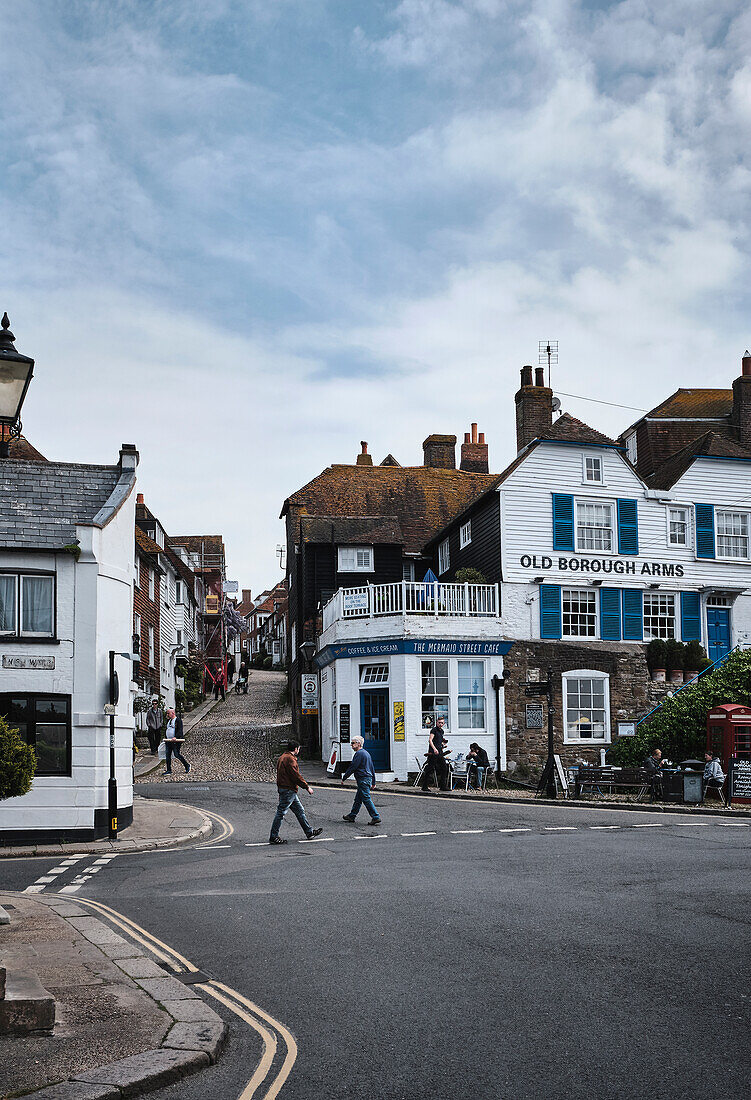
xmin=164 ymin=707 xmax=190 ymax=776
xmin=269 ymin=741 xmax=322 ymax=844
xmin=422 ymin=715 xmax=449 ymax=792
xmin=145 ymin=697 xmax=162 ymax=754
xmin=341 ymin=735 xmax=381 ymax=826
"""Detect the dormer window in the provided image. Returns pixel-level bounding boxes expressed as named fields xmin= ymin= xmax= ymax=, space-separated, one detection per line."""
xmin=338 ymin=546 xmax=373 ymax=572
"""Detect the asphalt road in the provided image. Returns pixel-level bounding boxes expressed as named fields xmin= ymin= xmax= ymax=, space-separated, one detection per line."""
xmin=4 ymin=782 xmax=751 ymax=1100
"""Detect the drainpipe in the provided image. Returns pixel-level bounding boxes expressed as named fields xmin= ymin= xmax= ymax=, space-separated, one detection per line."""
xmin=491 ymin=672 xmax=505 ymax=782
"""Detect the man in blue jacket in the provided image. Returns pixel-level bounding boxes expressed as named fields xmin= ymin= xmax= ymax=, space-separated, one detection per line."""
xmin=341 ymin=736 xmax=381 ymax=826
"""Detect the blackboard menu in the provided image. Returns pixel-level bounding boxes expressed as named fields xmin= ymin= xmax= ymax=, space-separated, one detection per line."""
xmin=731 ymin=759 xmax=751 ymax=801
xmin=339 ymin=704 xmax=350 ymax=743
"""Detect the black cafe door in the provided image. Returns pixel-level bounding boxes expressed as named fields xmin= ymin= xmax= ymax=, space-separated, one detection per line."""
xmin=360 ymin=689 xmax=390 ymax=770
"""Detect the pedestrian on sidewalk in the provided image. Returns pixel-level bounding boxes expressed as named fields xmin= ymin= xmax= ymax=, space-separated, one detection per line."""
xmin=421 ymin=715 xmax=449 ymax=792
xmin=145 ymin=696 xmax=162 ymax=754
xmin=164 ymin=708 xmax=190 ymax=776
xmin=269 ymin=741 xmax=322 ymax=845
xmin=341 ymin=736 xmax=381 ymax=825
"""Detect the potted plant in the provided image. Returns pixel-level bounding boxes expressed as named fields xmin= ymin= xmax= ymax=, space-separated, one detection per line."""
xmin=665 ymin=638 xmax=685 ymax=684
xmin=683 ymin=641 xmax=706 ymax=682
xmin=646 ymin=639 xmax=667 ymax=681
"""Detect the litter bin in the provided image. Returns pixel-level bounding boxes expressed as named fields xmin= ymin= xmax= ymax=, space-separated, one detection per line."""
xmin=683 ymin=772 xmax=703 ymax=804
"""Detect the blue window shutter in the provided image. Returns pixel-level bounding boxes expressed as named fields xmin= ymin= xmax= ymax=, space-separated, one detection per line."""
xmin=552 ymin=494 xmax=574 ymax=551
xmin=695 ymin=504 xmax=715 ymax=559
xmin=622 ymin=590 xmax=643 ymax=641
xmin=680 ymin=592 xmax=701 ymax=641
xmin=540 ymin=585 xmax=562 ymax=639
xmin=617 ymin=499 xmax=639 ymax=555
xmin=600 ymin=588 xmax=621 ymax=641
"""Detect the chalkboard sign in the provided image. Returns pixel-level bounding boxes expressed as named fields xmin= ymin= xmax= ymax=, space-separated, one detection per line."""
xmin=339 ymin=704 xmax=350 ymax=744
xmin=731 ymin=758 xmax=751 ymax=802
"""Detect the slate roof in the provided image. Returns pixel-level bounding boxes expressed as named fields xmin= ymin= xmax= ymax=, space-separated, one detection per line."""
xmin=300 ymin=515 xmax=403 ymax=545
xmin=647 ymin=431 xmax=751 ymax=489
xmin=0 ymin=459 xmax=124 ymax=550
xmin=282 ymin=465 xmax=496 ymax=554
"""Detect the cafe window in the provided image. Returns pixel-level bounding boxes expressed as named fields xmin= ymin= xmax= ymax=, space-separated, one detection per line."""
xmin=360 ymin=664 xmax=389 ymax=685
xmin=0 ymin=573 xmax=55 ymax=638
xmin=716 ymin=510 xmax=750 ymax=559
xmin=338 ymin=546 xmax=373 ymax=572
xmin=562 ymin=589 xmax=597 ymax=638
xmin=668 ymin=507 xmax=689 ymax=547
xmin=0 ymin=694 xmax=72 ymax=776
xmin=421 ymin=660 xmax=449 ymax=729
xmin=458 ymin=660 xmax=485 ymax=729
xmin=562 ymin=672 xmax=610 ymax=743
xmin=575 ymin=500 xmax=614 ymax=552
xmin=643 ymin=592 xmax=676 ymax=640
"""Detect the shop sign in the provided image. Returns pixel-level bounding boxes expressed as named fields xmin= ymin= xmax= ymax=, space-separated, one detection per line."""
xmin=343 ymin=590 xmax=370 ymax=612
xmin=617 ymin=721 xmax=636 ymax=737
xmin=731 ymin=759 xmax=751 ymax=802
xmin=339 ymin=704 xmax=351 ymax=743
xmin=393 ymin=701 xmax=405 ymax=741
xmin=525 ymin=704 xmax=544 ymax=729
xmin=2 ymin=655 xmax=55 ymax=670
xmin=315 ymin=637 xmax=513 ymax=668
xmin=519 ymin=554 xmax=684 ymax=578
xmin=301 ymin=674 xmax=319 ymax=715
xmin=524 ymin=683 xmax=549 ymax=696
xmin=327 ymin=743 xmax=339 ymax=775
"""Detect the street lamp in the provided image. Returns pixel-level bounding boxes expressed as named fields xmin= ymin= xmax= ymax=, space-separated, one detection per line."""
xmin=299 ymin=640 xmax=316 ymax=666
xmin=0 ymin=314 xmax=35 ymax=458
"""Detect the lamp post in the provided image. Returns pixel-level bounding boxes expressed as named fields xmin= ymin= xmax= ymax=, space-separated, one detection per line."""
xmin=299 ymin=640 xmax=318 ymax=756
xmin=0 ymin=313 xmax=35 ymax=458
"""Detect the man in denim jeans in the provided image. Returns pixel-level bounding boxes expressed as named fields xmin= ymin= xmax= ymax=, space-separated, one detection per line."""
xmin=341 ymin=736 xmax=381 ymax=826
xmin=269 ymin=741 xmax=322 ymax=845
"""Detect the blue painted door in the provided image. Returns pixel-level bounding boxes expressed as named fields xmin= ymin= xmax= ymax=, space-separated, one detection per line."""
xmin=706 ymin=608 xmax=731 ymax=664
xmin=360 ymin=689 xmax=389 ymax=770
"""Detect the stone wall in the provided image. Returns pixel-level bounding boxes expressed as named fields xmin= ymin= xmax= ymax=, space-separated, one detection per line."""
xmin=503 ymin=639 xmax=672 ymax=773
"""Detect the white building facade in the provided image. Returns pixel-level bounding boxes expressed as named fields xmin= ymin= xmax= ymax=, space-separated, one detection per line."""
xmin=0 ymin=447 xmax=138 ymax=842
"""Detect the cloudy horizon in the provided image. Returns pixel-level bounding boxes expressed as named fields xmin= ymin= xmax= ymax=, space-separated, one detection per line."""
xmin=2 ymin=0 xmax=750 ymax=588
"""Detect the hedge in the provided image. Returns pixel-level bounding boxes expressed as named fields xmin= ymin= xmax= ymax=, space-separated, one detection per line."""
xmin=0 ymin=716 xmax=37 ymax=800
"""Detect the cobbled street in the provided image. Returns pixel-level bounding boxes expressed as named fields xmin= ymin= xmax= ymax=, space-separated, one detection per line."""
xmin=136 ymin=670 xmax=289 ymax=785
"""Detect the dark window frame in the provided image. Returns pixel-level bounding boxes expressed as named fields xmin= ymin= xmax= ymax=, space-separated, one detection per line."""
xmin=0 ymin=569 xmax=57 ymax=640
xmin=0 ymin=692 xmax=72 ymax=776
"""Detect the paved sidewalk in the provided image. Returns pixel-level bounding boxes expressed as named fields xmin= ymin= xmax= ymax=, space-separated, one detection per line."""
xmin=134 ymin=696 xmax=219 ymax=780
xmin=0 ymin=892 xmax=225 ymax=1099
xmin=0 ymin=798 xmax=213 ymax=860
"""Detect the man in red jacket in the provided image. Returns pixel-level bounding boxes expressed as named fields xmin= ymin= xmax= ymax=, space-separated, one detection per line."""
xmin=269 ymin=741 xmax=323 ymax=845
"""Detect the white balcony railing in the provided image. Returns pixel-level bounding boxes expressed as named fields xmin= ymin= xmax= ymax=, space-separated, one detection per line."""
xmin=322 ymin=580 xmax=499 ymax=631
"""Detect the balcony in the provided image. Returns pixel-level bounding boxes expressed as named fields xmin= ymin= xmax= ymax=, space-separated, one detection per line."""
xmin=322 ymin=580 xmax=499 ymax=632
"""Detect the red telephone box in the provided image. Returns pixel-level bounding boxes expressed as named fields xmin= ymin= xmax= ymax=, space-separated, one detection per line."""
xmin=706 ymin=703 xmax=751 ymax=804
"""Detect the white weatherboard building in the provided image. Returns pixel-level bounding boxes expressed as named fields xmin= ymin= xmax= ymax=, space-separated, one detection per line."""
xmin=0 ymin=447 xmax=138 ymax=842
xmin=317 ymin=582 xmax=511 ymax=781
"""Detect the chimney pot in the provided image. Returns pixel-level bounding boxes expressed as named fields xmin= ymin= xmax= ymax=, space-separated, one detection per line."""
xmin=733 ymin=355 xmax=751 ymax=445
xmin=520 ymin=364 xmax=533 ymax=387
xmin=356 ymin=440 xmax=373 ymax=466
xmin=464 ymin=432 xmax=470 ymax=444
xmin=743 ymin=351 xmax=751 ymax=377
xmin=515 ymin=363 xmax=553 ymax=452
xmin=535 ymin=366 xmax=545 ymax=387
xmin=478 ymin=432 xmax=485 ymax=444
xmin=137 ymin=493 xmax=144 ymax=504
xmin=471 ymin=422 xmax=478 ymax=443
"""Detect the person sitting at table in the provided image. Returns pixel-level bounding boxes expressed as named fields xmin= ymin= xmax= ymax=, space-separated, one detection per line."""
xmin=703 ymin=751 xmax=725 ymax=799
xmin=467 ymin=743 xmax=490 ymax=790
xmin=643 ymin=748 xmax=664 ymax=801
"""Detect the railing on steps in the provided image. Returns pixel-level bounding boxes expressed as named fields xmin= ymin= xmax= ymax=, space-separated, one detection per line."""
xmin=635 ymin=645 xmax=741 ymax=728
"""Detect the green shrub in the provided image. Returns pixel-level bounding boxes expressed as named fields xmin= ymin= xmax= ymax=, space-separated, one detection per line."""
xmin=609 ymin=647 xmax=751 ymax=765
xmin=0 ymin=716 xmax=36 ymax=800
xmin=664 ymin=638 xmax=685 ymax=672
xmin=455 ymin=567 xmax=487 ymax=584
xmin=263 ymin=656 xmax=273 ymax=669
xmin=684 ymin=641 xmax=707 ymax=671
xmin=174 ymin=688 xmax=186 ymax=711
xmin=646 ymin=638 xmax=667 ymax=670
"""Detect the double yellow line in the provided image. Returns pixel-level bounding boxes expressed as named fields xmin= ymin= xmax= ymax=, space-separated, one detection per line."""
xmin=70 ymin=895 xmax=297 ymax=1100
xmin=198 ymin=807 xmax=235 ymax=844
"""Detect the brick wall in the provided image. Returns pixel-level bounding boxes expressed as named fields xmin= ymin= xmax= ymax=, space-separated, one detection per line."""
xmin=133 ymin=553 xmax=160 ymax=696
xmin=503 ymin=639 xmax=671 ymax=772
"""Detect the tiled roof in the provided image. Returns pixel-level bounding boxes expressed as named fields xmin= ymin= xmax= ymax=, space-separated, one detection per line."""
xmin=647 ymin=431 xmax=751 ymax=489
xmin=642 ymin=389 xmax=732 ymax=420
xmin=283 ymin=465 xmax=496 ymax=554
xmin=300 ymin=515 xmax=403 ymax=545
xmin=541 ymin=413 xmax=618 ymax=447
xmin=135 ymin=527 xmax=165 ymax=570
xmin=170 ymin=534 xmax=226 ymax=569
xmin=6 ymin=435 xmax=47 ymax=461
xmin=0 ymin=460 xmax=123 ymax=550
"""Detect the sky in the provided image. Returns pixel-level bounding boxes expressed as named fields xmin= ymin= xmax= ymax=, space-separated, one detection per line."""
xmin=2 ymin=0 xmax=751 ymax=590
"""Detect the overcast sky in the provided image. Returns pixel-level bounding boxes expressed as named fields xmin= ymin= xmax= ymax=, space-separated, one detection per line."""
xmin=2 ymin=0 xmax=750 ymax=589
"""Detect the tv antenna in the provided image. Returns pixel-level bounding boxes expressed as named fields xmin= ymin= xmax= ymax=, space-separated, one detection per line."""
xmin=538 ymin=340 xmax=558 ymax=388
xmin=276 ymin=544 xmax=286 ymax=570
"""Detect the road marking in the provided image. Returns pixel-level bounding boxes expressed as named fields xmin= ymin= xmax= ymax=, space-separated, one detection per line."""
xmin=245 ymin=842 xmax=270 ymax=847
xmin=22 ymin=884 xmax=46 ymax=893
xmin=86 ymin=866 xmax=102 ymax=873
xmin=401 ymin=831 xmax=436 ymax=836
xmin=590 ymin=826 xmax=620 ymax=830
xmin=298 ymin=837 xmax=334 ymax=843
xmin=49 ymin=865 xmax=70 ymax=873
xmin=58 ymin=885 xmax=81 ymax=893
xmin=198 ymin=807 xmax=235 ymax=845
xmin=718 ymin=822 xmax=750 ymax=827
xmin=632 ymin=824 xmax=664 ymax=828
xmin=451 ymin=829 xmax=484 ymax=834
xmin=497 ymin=828 xmax=531 ymax=833
xmin=207 ymin=980 xmax=298 ymax=1100
xmin=197 ymin=844 xmax=233 ymax=849
xmin=355 ymin=834 xmax=388 ymax=839
xmin=93 ymin=857 xmax=116 ymax=864
xmin=545 ymin=826 xmax=577 ymax=831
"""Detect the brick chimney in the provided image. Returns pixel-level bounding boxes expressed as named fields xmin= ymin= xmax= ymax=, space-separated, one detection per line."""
xmin=515 ymin=364 xmax=553 ymax=453
xmin=242 ymin=588 xmax=252 ymax=606
xmin=732 ymin=351 xmax=751 ymax=446
xmin=423 ymin=434 xmax=457 ymax=469
xmin=460 ymin=423 xmax=489 ymax=473
xmin=137 ymin=493 xmax=144 ymax=504
xmin=356 ymin=441 xmax=373 ymax=466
